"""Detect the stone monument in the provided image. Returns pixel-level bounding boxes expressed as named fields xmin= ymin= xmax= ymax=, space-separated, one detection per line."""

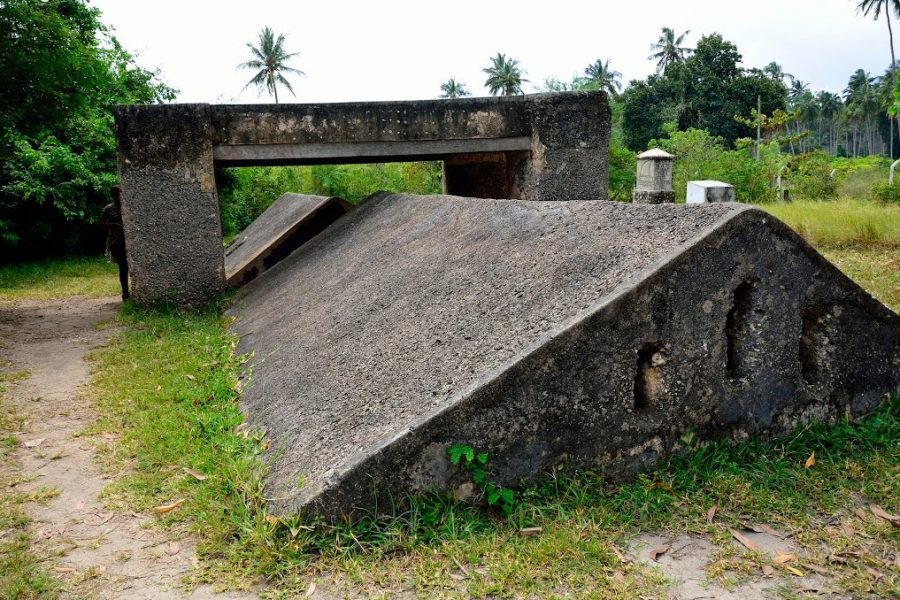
xmin=632 ymin=148 xmax=675 ymax=204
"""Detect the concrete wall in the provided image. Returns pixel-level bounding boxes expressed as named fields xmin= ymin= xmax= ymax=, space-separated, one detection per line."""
xmin=226 ymin=193 xmax=899 ymax=518
xmin=114 ymin=92 xmax=611 ymax=305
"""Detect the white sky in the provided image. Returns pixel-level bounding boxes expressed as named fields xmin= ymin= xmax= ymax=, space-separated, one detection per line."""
xmin=91 ymin=0 xmax=890 ymax=104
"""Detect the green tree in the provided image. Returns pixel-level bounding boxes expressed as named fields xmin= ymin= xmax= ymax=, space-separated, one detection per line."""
xmin=581 ymin=59 xmax=623 ymax=96
xmin=483 ymin=53 xmax=528 ymax=96
xmin=239 ymin=27 xmax=304 ymax=104
xmin=439 ymin=78 xmax=471 ymax=98
xmin=648 ymin=27 xmax=692 ymax=73
xmin=0 ymin=0 xmax=175 ymax=259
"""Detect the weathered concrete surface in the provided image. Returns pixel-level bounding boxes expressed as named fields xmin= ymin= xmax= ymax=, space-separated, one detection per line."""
xmin=687 ymin=180 xmax=736 ymax=204
xmin=114 ymin=93 xmax=609 ymax=305
xmin=114 ymin=104 xmax=225 ymax=306
xmin=224 ymin=194 xmax=351 ymax=288
xmin=227 ymin=193 xmax=899 ymax=518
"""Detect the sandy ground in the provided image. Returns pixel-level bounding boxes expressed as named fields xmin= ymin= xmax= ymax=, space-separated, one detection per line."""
xmin=0 ymin=296 xmax=254 ymax=599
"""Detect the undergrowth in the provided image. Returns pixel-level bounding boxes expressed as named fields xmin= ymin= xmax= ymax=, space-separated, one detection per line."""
xmin=88 ymin=301 xmax=900 ymax=597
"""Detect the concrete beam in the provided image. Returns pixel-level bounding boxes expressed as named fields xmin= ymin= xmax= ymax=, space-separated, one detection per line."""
xmin=212 ymin=137 xmax=532 ymax=167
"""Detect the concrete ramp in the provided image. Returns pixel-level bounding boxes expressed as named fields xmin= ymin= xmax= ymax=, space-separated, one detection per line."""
xmin=224 ymin=193 xmax=351 ymax=287
xmin=227 ymin=193 xmax=900 ymax=518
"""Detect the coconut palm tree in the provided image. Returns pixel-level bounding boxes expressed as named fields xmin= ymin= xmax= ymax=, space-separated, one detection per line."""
xmin=763 ymin=61 xmax=794 ymax=84
xmin=439 ymin=78 xmax=471 ymax=98
xmin=239 ymin=27 xmax=305 ymax=104
xmin=817 ymin=91 xmax=844 ymax=154
xmin=483 ymin=53 xmax=528 ymax=96
xmin=857 ymin=0 xmax=900 ymax=156
xmin=648 ymin=27 xmax=692 ymax=73
xmin=582 ymin=59 xmax=623 ymax=96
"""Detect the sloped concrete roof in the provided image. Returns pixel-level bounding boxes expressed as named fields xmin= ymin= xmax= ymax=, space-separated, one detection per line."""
xmin=224 ymin=193 xmax=351 ymax=287
xmin=227 ymin=193 xmax=899 ymax=517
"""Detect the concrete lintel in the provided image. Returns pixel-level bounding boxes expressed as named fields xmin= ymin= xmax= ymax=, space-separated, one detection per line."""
xmin=212 ymin=137 xmax=532 ymax=167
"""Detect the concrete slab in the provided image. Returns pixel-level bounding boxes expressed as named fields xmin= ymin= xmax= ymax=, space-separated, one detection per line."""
xmin=224 ymin=194 xmax=351 ymax=287
xmin=227 ymin=193 xmax=899 ymax=518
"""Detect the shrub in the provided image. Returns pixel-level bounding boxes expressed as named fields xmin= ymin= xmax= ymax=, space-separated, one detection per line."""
xmin=787 ymin=151 xmax=839 ymax=200
xmin=870 ymin=181 xmax=900 ymax=205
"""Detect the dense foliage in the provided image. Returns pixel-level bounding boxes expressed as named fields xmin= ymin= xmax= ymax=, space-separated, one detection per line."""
xmin=0 ymin=0 xmax=174 ymax=260
xmin=621 ymin=35 xmax=787 ymax=151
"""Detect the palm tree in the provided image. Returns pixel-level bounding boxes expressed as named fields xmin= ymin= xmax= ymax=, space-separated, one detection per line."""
xmin=581 ymin=59 xmax=623 ymax=96
xmin=788 ymin=79 xmax=810 ymax=103
xmin=817 ymin=91 xmax=844 ymax=154
xmin=648 ymin=27 xmax=692 ymax=73
xmin=857 ymin=0 xmax=900 ymax=156
xmin=239 ymin=27 xmax=305 ymax=104
xmin=763 ymin=61 xmax=794 ymax=83
xmin=440 ymin=78 xmax=471 ymax=98
xmin=483 ymin=53 xmax=528 ymax=96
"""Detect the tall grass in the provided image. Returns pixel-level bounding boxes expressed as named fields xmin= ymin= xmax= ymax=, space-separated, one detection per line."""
xmin=759 ymin=199 xmax=900 ymax=248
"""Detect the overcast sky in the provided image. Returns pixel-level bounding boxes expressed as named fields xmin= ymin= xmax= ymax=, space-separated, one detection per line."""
xmin=91 ymin=0 xmax=889 ymax=104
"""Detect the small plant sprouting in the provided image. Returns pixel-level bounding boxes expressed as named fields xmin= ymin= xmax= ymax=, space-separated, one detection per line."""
xmin=447 ymin=443 xmax=517 ymax=516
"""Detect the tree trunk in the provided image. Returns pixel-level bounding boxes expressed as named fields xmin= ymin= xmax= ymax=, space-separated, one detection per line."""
xmin=887 ymin=5 xmax=898 ymax=158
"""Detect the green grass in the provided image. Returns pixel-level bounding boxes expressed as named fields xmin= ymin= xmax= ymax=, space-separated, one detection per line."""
xmin=0 ymin=256 xmax=119 ymax=303
xmin=83 ymin=302 xmax=900 ymax=597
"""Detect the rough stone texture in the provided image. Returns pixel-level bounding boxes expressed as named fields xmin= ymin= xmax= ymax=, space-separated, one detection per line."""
xmin=632 ymin=190 xmax=676 ymax=204
xmin=224 ymin=193 xmax=351 ymax=287
xmin=227 ymin=193 xmax=899 ymax=518
xmin=114 ymin=104 xmax=224 ymax=306
xmin=687 ymin=180 xmax=736 ymax=204
xmin=115 ymin=93 xmax=610 ymax=305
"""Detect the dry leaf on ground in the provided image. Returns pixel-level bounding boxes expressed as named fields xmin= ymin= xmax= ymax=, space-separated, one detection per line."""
xmin=774 ymin=552 xmax=796 ymax=564
xmin=53 ymin=567 xmax=76 ymax=574
xmin=24 ymin=438 xmax=45 ymax=448
xmin=152 ymin=499 xmax=185 ymax=514
xmin=804 ymin=452 xmax=816 ymax=468
xmin=869 ymin=503 xmax=900 ymax=526
xmin=649 ymin=544 xmax=670 ymax=561
xmin=755 ymin=523 xmax=783 ymax=537
xmin=519 ymin=527 xmax=542 ymax=537
xmin=167 ymin=541 xmax=181 ymax=556
xmin=729 ymin=528 xmax=757 ymax=551
xmin=785 ymin=565 xmax=805 ymax=577
xmin=305 ymin=581 xmax=317 ymax=597
xmin=182 ymin=467 xmax=207 ymax=481
xmin=707 ymin=505 xmax=717 ymax=523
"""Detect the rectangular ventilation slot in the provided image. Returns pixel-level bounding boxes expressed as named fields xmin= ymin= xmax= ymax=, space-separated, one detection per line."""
xmin=800 ymin=306 xmax=831 ymax=385
xmin=634 ymin=343 xmax=666 ymax=411
xmin=725 ymin=279 xmax=755 ymax=378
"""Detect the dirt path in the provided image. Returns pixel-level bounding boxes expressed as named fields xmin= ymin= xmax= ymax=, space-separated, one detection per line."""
xmin=0 ymin=297 xmax=254 ymax=600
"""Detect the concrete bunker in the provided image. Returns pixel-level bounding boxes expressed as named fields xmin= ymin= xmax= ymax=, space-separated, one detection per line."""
xmin=113 ymin=92 xmax=611 ymax=305
xmin=226 ymin=193 xmax=899 ymax=518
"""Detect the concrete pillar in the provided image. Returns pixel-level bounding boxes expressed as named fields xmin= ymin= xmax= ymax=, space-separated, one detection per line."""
xmin=632 ymin=148 xmax=675 ymax=204
xmin=516 ymin=92 xmax=611 ymax=201
xmin=114 ymin=104 xmax=225 ymax=306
